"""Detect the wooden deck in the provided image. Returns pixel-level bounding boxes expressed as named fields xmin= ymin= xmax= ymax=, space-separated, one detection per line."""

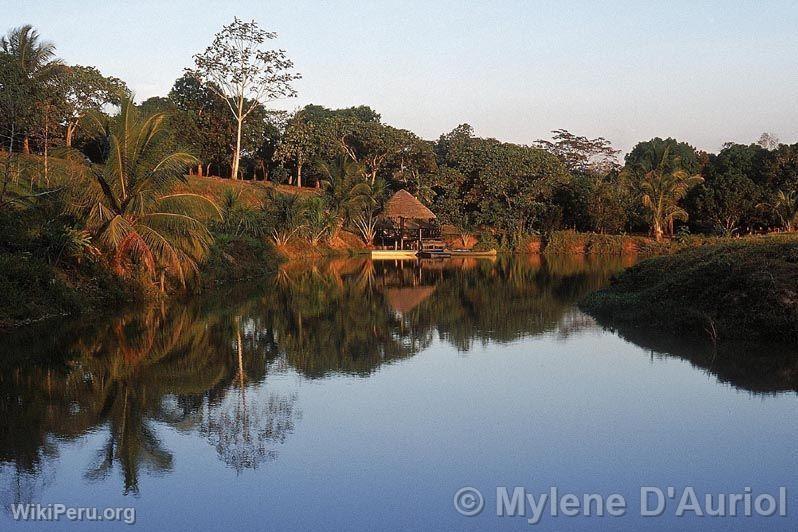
xmin=370 ymin=250 xmax=419 ymax=260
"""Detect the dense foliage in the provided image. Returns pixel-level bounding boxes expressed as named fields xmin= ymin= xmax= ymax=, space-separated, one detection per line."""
xmin=2 ymin=20 xmax=797 ymax=325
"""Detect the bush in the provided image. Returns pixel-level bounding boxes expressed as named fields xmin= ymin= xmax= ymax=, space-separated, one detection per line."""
xmin=584 ymin=234 xmax=625 ymax=255
xmin=0 ymin=251 xmax=131 ymax=328
xmin=473 ymin=230 xmax=500 ymax=251
xmin=199 ymin=233 xmax=282 ymax=287
xmin=544 ymin=230 xmax=589 ymax=255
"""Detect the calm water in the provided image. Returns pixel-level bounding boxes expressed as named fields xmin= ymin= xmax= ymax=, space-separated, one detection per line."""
xmin=1 ymin=256 xmax=796 ymax=531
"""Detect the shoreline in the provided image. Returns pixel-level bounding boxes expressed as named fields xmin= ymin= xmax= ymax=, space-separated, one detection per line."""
xmin=4 ymin=232 xmax=793 ymax=331
xmin=580 ymin=235 xmax=798 ymax=342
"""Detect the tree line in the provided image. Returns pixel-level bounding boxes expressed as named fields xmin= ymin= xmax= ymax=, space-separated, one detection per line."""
xmin=2 ymin=19 xmax=797 ymax=293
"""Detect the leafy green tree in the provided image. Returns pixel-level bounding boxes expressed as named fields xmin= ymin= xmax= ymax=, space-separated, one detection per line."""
xmin=57 ymin=65 xmax=127 ymax=147
xmin=625 ymin=137 xmax=702 ymax=175
xmin=251 ymin=114 xmax=284 ymax=181
xmin=538 ymin=129 xmax=622 ymax=231
xmin=587 ymin=174 xmax=633 ymax=234
xmin=536 ymin=129 xmax=620 ymax=177
xmin=385 ymin=132 xmax=437 ymax=201
xmin=168 ymin=74 xmax=233 ymax=176
xmin=433 ymin=167 xmax=477 ymax=246
xmin=273 ymin=110 xmax=319 ymax=187
xmin=0 ymin=53 xmax=29 ymax=155
xmin=434 ymin=124 xmax=567 ymax=243
xmin=764 ymin=143 xmax=798 ymax=193
xmin=352 ymin=122 xmax=407 ymax=185
xmin=477 ymin=141 xmax=567 ymax=241
xmin=187 ymin=18 xmax=300 ymax=180
xmin=282 ymin=104 xmax=415 ymax=187
xmin=623 ymin=141 xmax=703 ymax=241
xmin=76 ymin=96 xmax=219 ymax=286
xmin=686 ymin=144 xmax=768 ymax=235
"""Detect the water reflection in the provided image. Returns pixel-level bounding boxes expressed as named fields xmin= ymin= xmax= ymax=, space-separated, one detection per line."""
xmin=590 ymin=317 xmax=798 ymax=394
xmin=0 ymin=255 xmax=794 ymax=504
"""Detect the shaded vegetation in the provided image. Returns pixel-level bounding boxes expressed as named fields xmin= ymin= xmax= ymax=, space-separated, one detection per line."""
xmin=581 ymin=235 xmax=798 ymax=341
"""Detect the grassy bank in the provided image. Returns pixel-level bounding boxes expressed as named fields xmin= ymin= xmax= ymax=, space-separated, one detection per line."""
xmin=580 ymin=235 xmax=798 ymax=341
xmin=542 ymin=230 xmax=669 ymax=256
xmin=0 ymin=252 xmax=134 ymax=328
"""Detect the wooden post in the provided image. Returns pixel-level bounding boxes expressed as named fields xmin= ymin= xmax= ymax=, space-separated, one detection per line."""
xmin=400 ymin=217 xmax=405 ymax=250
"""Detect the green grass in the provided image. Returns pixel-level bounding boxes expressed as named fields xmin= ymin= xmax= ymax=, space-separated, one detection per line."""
xmin=580 ymin=235 xmax=798 ymax=341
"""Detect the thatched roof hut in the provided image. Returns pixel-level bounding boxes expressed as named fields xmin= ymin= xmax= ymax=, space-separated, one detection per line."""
xmin=382 ymin=189 xmax=436 ymax=221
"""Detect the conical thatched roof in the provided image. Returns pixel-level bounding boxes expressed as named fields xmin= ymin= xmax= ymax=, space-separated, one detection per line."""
xmin=382 ymin=189 xmax=436 ymax=220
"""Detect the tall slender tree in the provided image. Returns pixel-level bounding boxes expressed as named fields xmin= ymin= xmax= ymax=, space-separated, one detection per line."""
xmin=187 ymin=18 xmax=300 ymax=180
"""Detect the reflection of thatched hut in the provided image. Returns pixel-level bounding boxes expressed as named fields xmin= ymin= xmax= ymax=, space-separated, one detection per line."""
xmin=378 ymin=189 xmax=440 ymax=249
xmin=385 ymin=286 xmax=436 ymax=314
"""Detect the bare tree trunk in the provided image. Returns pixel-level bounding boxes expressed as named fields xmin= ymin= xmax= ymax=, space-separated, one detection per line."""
xmin=43 ymin=105 xmax=50 ymax=186
xmin=43 ymin=132 xmax=48 ymax=186
xmin=296 ymin=160 xmax=303 ymax=188
xmin=65 ymin=122 xmax=76 ymax=148
xmin=653 ymin=218 xmax=663 ymax=242
xmin=231 ymin=116 xmax=243 ymax=180
xmin=22 ymin=136 xmax=30 ymax=154
xmin=8 ymin=123 xmax=14 ymax=154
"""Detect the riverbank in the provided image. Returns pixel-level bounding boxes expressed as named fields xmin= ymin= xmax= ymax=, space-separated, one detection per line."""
xmin=580 ymin=234 xmax=798 ymax=342
xmin=0 ymin=250 xmax=135 ymax=329
xmin=0 ymin=162 xmax=790 ymax=329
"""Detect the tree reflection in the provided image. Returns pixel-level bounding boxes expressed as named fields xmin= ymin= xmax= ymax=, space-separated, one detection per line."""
xmin=6 ymin=254 xmax=788 ymax=500
xmin=589 ymin=316 xmax=798 ymax=393
xmin=198 ymin=315 xmax=298 ymax=472
xmin=0 ymin=298 xmax=299 ymax=496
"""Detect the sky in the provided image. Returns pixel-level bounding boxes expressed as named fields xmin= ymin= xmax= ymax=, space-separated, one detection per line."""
xmin=9 ymin=0 xmax=798 ymax=153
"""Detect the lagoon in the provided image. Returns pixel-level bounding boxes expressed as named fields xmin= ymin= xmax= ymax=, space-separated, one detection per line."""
xmin=1 ymin=256 xmax=795 ymax=531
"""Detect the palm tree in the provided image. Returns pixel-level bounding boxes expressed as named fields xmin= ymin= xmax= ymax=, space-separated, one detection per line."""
xmin=303 ymin=195 xmax=336 ymax=245
xmin=758 ymin=190 xmax=798 ymax=232
xmin=77 ymin=96 xmax=219 ymax=286
xmin=1 ymin=25 xmax=62 ymax=154
xmin=318 ymin=157 xmax=373 ymax=239
xmin=262 ymin=189 xmax=307 ymax=246
xmin=624 ymin=145 xmax=702 ymax=241
xmin=0 ymin=25 xmax=59 ymax=75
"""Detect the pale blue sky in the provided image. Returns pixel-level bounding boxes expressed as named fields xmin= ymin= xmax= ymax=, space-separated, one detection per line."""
xmin=10 ymin=0 xmax=798 ymax=152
